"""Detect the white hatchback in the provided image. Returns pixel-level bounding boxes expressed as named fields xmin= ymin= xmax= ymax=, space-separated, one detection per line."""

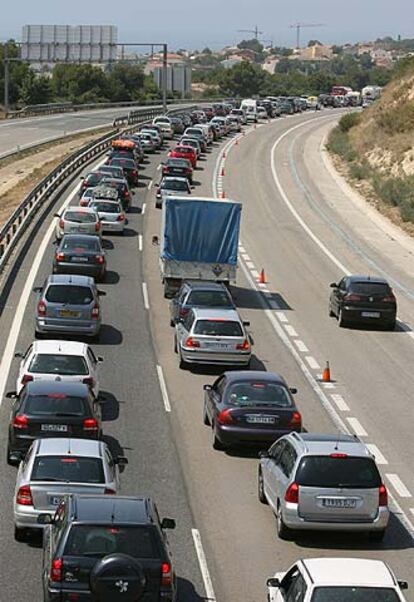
xmin=55 ymin=206 xmax=101 ymax=240
xmin=15 ymin=340 xmax=102 ymax=396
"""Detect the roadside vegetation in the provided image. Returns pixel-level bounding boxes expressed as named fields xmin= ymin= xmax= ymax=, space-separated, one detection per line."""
xmin=327 ymin=57 xmax=414 ymax=226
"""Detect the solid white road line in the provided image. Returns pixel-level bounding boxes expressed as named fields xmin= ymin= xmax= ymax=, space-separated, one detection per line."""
xmin=141 ymin=202 xmax=146 ymax=215
xmin=191 ymin=528 xmax=217 ymax=602
xmin=366 ymin=444 xmax=388 ymax=465
xmin=330 ymin=393 xmax=350 ymax=412
xmin=410 ymin=508 xmax=414 ymax=517
xmin=346 ymin=417 xmax=368 ymax=437
xmin=157 ymin=164 xmax=162 ymax=171
xmin=156 ymin=365 xmax=171 ymax=413
xmin=138 ymin=234 xmax=143 ymax=252
xmin=284 ymin=324 xmax=298 ymax=337
xmin=294 ymin=339 xmax=309 ymax=353
xmin=386 ymin=474 xmax=412 ymax=498
xmin=142 ymin=282 xmax=150 ymax=310
xmin=305 ymin=356 xmax=320 ymax=370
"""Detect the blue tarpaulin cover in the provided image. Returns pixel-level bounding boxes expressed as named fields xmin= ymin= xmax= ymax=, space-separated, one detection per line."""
xmin=162 ymin=198 xmax=241 ymax=265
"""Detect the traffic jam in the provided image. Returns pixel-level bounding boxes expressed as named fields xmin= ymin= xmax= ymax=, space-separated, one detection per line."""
xmin=4 ymin=96 xmax=409 ymax=602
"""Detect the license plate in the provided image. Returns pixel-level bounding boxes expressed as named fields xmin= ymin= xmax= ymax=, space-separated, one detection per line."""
xmin=361 ymin=311 xmax=380 ymax=318
xmin=71 ymin=256 xmax=88 ymax=262
xmin=246 ymin=415 xmax=275 ymax=424
xmin=206 ymin=343 xmax=233 ymax=350
xmin=59 ymin=309 xmax=80 ymax=318
xmin=322 ymin=498 xmax=357 ymax=508
xmin=48 ymin=495 xmax=63 ymax=506
xmin=41 ymin=424 xmax=68 ymax=432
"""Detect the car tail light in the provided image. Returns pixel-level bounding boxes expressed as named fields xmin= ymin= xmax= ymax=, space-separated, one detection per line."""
xmin=179 ymin=308 xmax=189 ymax=318
xmin=379 ymin=483 xmax=388 ymax=506
xmin=284 ymin=482 xmax=299 ymax=504
xmin=236 ymin=339 xmax=250 ymax=351
xmin=124 ymin=191 xmax=130 ymax=198
xmin=217 ymin=409 xmax=233 ymax=425
xmin=83 ymin=418 xmax=99 ymax=432
xmin=91 ymin=304 xmax=99 ymax=319
xmin=95 ymin=222 xmax=101 ymax=232
xmin=21 ymin=374 xmax=34 ymax=386
xmin=131 ymin=170 xmax=137 ymax=177
xmin=161 ymin=562 xmax=172 ymax=587
xmin=382 ymin=294 xmax=395 ymax=303
xmin=95 ymin=255 xmax=105 ymax=264
xmin=13 ymin=414 xmax=29 ymax=430
xmin=330 ymin=453 xmax=348 ymax=458
xmin=80 ymin=199 xmax=88 ymax=206
xmin=344 ymin=294 xmax=362 ymax=301
xmin=82 ymin=377 xmax=95 ymax=388
xmin=55 ymin=253 xmax=65 ymax=262
xmin=289 ymin=411 xmax=302 ymax=428
xmin=16 ymin=485 xmax=33 ymax=506
xmin=50 ymin=558 xmax=63 ymax=583
xmin=116 ymin=214 xmax=125 ymax=222
xmin=104 ymin=488 xmax=116 ymax=495
xmin=184 ymin=337 xmax=200 ymax=348
xmin=37 ymin=300 xmax=46 ymax=316
xmin=59 ymin=219 xmax=64 ymax=229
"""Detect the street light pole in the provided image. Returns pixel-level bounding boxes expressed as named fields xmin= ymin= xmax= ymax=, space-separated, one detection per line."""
xmin=4 ymin=44 xmax=10 ymax=114
xmin=162 ymin=44 xmax=167 ymax=113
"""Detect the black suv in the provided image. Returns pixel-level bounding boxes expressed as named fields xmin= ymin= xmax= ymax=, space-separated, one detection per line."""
xmin=329 ymin=275 xmax=397 ymax=330
xmin=7 ymin=381 xmax=103 ymax=465
xmin=39 ymin=494 xmax=176 ymax=602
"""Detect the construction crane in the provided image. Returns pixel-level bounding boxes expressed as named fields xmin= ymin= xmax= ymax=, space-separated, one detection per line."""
xmin=289 ymin=23 xmax=325 ymax=49
xmin=237 ymin=26 xmax=263 ymax=40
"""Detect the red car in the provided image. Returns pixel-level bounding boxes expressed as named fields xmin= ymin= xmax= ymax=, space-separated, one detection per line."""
xmin=169 ymin=145 xmax=197 ymax=169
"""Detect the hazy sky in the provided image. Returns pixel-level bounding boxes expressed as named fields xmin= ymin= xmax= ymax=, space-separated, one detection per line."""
xmin=1 ymin=0 xmax=413 ymax=49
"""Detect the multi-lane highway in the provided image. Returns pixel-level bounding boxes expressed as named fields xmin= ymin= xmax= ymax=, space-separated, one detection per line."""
xmin=0 ymin=108 xmax=413 ymax=601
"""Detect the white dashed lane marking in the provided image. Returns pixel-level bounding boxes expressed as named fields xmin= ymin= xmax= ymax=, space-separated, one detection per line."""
xmin=277 ymin=312 xmax=288 ymax=323
xmin=386 ymin=474 xmax=412 ymax=498
xmin=366 ymin=444 xmax=388 ymax=465
xmin=305 ymin=356 xmax=320 ymax=370
xmin=346 ymin=417 xmax=368 ymax=437
xmin=284 ymin=324 xmax=298 ymax=337
xmin=245 ymin=260 xmax=255 ymax=270
xmin=294 ymin=339 xmax=309 ymax=353
xmin=138 ymin=234 xmax=143 ymax=252
xmin=156 ymin=365 xmax=171 ymax=413
xmin=142 ymin=282 xmax=150 ymax=310
xmin=330 ymin=394 xmax=350 ymax=412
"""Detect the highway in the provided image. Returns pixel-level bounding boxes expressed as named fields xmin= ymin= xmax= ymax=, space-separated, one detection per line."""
xmin=0 ymin=108 xmax=413 ymax=601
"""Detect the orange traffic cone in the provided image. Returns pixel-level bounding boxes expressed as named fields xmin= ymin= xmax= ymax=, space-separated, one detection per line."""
xmin=221 ymin=167 xmax=225 ymax=176
xmin=322 ymin=361 xmax=331 ymax=383
xmin=258 ymin=269 xmax=266 ymax=284
xmin=220 ymin=190 xmax=226 ymax=199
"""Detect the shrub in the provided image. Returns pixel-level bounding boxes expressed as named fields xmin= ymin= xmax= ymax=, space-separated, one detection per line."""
xmin=349 ymin=162 xmax=371 ymax=180
xmin=327 ymin=127 xmax=357 ymax=162
xmin=400 ymin=199 xmax=414 ymax=222
xmin=338 ymin=111 xmax=362 ymax=133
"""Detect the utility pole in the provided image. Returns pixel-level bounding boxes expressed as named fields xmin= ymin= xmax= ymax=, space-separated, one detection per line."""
xmin=289 ymin=23 xmax=325 ymax=49
xmin=4 ymin=43 xmax=10 ymax=114
xmin=162 ymin=43 xmax=168 ymax=113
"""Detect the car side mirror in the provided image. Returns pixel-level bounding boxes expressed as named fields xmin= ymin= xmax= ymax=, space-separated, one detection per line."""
xmin=80 ymin=176 xmax=85 ymax=180
xmin=259 ymin=450 xmax=270 ymax=459
xmin=97 ymin=290 xmax=106 ymax=296
xmin=6 ymin=391 xmax=17 ymax=399
xmin=161 ymin=517 xmax=176 ymax=530
xmin=267 ymin=578 xmax=281 ymax=588
xmin=97 ymin=356 xmax=104 ymax=362
xmin=243 ymin=321 xmax=250 ymax=327
xmin=289 ymin=387 xmax=297 ymax=395
xmin=203 ymin=384 xmax=212 ymax=391
xmin=115 ymin=456 xmax=128 ymax=466
xmin=9 ymin=451 xmax=24 ymax=464
xmin=37 ymin=513 xmax=53 ymax=525
xmin=33 ymin=286 xmax=42 ymax=293
xmin=398 ymin=581 xmax=408 ymax=591
xmin=14 ymin=352 xmax=24 ymax=358
xmin=330 ymin=282 xmax=338 ymax=288
xmin=54 ymin=213 xmax=61 ymax=218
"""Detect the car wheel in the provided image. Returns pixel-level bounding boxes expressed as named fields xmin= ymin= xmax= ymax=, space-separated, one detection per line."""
xmin=34 ymin=330 xmax=44 ymax=340
xmin=14 ymin=526 xmax=27 ymax=542
xmin=258 ymin=468 xmax=268 ymax=504
xmin=338 ymin=308 xmax=347 ymax=328
xmin=276 ymin=505 xmax=292 ymax=540
xmin=212 ymin=425 xmax=225 ymax=450
xmin=179 ymin=352 xmax=188 ymax=370
xmin=369 ymin=529 xmax=386 ymax=543
xmin=174 ymin=336 xmax=178 ymax=353
xmin=170 ymin=318 xmax=175 ymax=328
xmin=203 ymin=401 xmax=210 ymax=426
xmin=329 ymin=302 xmax=335 ymax=318
xmin=155 ymin=201 xmax=162 ymax=210
xmin=7 ymin=444 xmax=16 ymax=466
xmin=386 ymin=320 xmax=396 ymax=331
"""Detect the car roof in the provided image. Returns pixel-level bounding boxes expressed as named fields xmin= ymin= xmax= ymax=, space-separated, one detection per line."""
xmin=290 ymin=433 xmax=370 ymax=457
xmin=191 ymin=308 xmax=242 ymax=320
xmin=32 ymin=340 xmax=87 ymax=355
xmin=72 ymin=495 xmax=151 ymax=524
xmin=46 ymin=274 xmax=95 ymax=286
xmin=182 ymin=280 xmax=229 ymax=291
xmin=222 ymin=371 xmax=287 ymax=385
xmin=36 ymin=437 xmax=103 ymax=458
xmin=24 ymin=380 xmax=90 ymax=395
xmin=301 ymin=558 xmax=396 ymax=587
xmin=64 ymin=206 xmax=96 ymax=214
xmin=348 ymin=275 xmax=388 ymax=284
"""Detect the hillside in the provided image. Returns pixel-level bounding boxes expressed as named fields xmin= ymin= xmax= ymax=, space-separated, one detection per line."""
xmin=328 ymin=58 xmax=414 ymax=227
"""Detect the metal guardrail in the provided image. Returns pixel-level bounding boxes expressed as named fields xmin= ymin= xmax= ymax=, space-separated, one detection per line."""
xmin=0 ymin=104 xmax=197 ymax=273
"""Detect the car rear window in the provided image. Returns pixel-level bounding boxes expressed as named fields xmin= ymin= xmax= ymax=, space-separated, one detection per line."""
xmin=194 ymin=320 xmax=243 ymax=337
xmin=24 ymin=395 xmax=87 ymax=416
xmin=32 ymin=456 xmax=104 ymax=483
xmin=86 ymin=174 xmax=104 ymax=185
xmin=64 ymin=526 xmax=159 ymax=558
xmin=295 ymin=456 xmax=381 ymax=488
xmin=161 ymin=180 xmax=188 ymax=191
xmin=45 ymin=285 xmax=94 ymax=305
xmin=311 ymin=587 xmax=399 ymax=602
xmin=187 ymin=291 xmax=232 ymax=307
xmin=62 ymin=238 xmax=100 ymax=252
xmin=64 ymin=211 xmax=96 ymax=224
xmin=226 ymin=382 xmax=292 ymax=407
xmin=176 ymin=147 xmax=192 ymax=153
xmin=90 ymin=202 xmax=120 ymax=213
xmin=29 ymin=354 xmax=88 ymax=375
xmin=350 ymin=282 xmax=390 ymax=295
xmin=111 ymin=159 xmax=135 ymax=168
xmin=168 ymin=159 xmax=189 ymax=167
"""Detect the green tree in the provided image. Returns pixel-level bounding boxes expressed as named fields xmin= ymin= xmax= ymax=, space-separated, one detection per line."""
xmin=19 ymin=71 xmax=53 ymax=105
xmin=308 ymin=40 xmax=322 ymax=47
xmin=217 ymin=61 xmax=265 ymax=96
xmin=237 ymin=38 xmax=264 ymax=54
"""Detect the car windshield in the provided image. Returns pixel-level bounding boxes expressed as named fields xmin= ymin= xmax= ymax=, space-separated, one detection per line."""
xmin=161 ymin=180 xmax=188 ymax=191
xmin=226 ymin=382 xmax=292 ymax=407
xmin=64 ymin=211 xmax=96 ymax=224
xmin=45 ymin=285 xmax=94 ymax=305
xmin=90 ymin=202 xmax=120 ymax=213
xmin=295 ymin=456 xmax=382 ymax=488
xmin=24 ymin=395 xmax=87 ymax=416
xmin=350 ymin=282 xmax=390 ymax=295
xmin=194 ymin=320 xmax=243 ymax=337
xmin=64 ymin=525 xmax=159 ymax=558
xmin=61 ymin=238 xmax=100 ymax=252
xmin=29 ymin=354 xmax=88 ymax=375
xmin=187 ymin=291 xmax=232 ymax=307
xmin=31 ymin=456 xmax=104 ymax=483
xmin=311 ymin=587 xmax=400 ymax=602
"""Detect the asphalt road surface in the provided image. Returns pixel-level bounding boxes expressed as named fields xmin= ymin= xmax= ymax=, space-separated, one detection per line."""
xmin=0 ymin=108 xmax=412 ymax=601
